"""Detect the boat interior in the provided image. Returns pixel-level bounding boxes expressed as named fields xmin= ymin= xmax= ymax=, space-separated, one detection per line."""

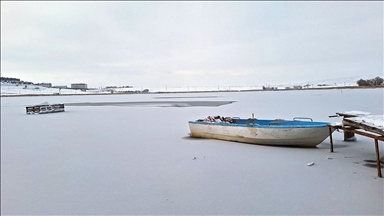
xmin=232 ymin=118 xmax=329 ymax=127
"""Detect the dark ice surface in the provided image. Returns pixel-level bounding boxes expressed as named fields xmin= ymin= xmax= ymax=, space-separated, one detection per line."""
xmin=64 ymin=100 xmax=234 ymax=107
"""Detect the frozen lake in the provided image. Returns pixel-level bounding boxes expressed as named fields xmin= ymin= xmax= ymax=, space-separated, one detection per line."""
xmin=1 ymin=88 xmax=383 ymax=215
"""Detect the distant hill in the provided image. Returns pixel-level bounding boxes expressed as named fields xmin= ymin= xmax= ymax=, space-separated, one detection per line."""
xmin=0 ymin=76 xmax=34 ymax=85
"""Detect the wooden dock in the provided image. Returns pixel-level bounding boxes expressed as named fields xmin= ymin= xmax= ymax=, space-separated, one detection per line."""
xmin=328 ymin=112 xmax=384 ymax=177
xmin=26 ymin=103 xmax=65 ymax=114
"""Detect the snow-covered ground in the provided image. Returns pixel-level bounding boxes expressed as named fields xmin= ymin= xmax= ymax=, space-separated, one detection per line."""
xmin=0 ymin=82 xmax=267 ymax=95
xmin=0 ymin=79 xmax=366 ymax=96
xmin=1 ymin=82 xmax=91 ymax=95
xmin=1 ymin=88 xmax=383 ymax=215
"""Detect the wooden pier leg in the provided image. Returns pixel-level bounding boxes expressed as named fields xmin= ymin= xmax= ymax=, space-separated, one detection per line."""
xmin=329 ymin=126 xmax=334 ymax=153
xmin=374 ymin=139 xmax=382 ymax=178
xmin=344 ymin=131 xmax=356 ymax=141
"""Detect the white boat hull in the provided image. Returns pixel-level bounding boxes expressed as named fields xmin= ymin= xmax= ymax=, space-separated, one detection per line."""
xmin=189 ymin=122 xmax=333 ymax=147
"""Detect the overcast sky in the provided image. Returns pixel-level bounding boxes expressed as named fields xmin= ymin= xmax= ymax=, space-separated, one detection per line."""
xmin=1 ymin=1 xmax=383 ymax=87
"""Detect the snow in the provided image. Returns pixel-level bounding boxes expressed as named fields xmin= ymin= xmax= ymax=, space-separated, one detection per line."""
xmin=341 ymin=110 xmax=372 ymax=116
xmin=0 ymin=83 xmax=264 ymax=96
xmin=1 ymin=88 xmax=384 ymax=215
xmin=334 ymin=110 xmax=384 ymax=131
xmin=348 ymin=115 xmax=384 ymax=129
xmin=0 ymin=83 xmax=91 ymax=95
xmin=39 ymin=101 xmax=50 ymax=106
xmin=331 ymin=121 xmax=343 ymax=126
xmin=0 ymin=79 xmax=372 ymax=96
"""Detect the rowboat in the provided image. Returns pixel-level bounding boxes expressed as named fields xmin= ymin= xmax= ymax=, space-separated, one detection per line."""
xmin=188 ymin=115 xmax=335 ymax=147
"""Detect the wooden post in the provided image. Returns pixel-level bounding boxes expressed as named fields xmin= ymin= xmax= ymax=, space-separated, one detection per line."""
xmin=344 ymin=131 xmax=356 ymax=141
xmin=329 ymin=126 xmax=334 ymax=153
xmin=374 ymin=139 xmax=382 ymax=178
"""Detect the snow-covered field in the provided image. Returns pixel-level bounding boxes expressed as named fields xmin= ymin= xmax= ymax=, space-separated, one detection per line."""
xmin=1 ymin=83 xmax=88 ymax=95
xmin=0 ymin=81 xmax=363 ymax=96
xmin=1 ymin=88 xmax=383 ymax=215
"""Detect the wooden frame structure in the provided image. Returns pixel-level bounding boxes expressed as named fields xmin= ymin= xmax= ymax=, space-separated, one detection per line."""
xmin=328 ymin=112 xmax=384 ymax=177
xmin=26 ymin=103 xmax=65 ymax=114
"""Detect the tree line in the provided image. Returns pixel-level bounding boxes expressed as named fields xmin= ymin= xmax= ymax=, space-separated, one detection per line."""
xmin=0 ymin=77 xmax=34 ymax=85
xmin=357 ymin=77 xmax=383 ymax=86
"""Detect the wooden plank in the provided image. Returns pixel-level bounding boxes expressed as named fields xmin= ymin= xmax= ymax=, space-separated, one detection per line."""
xmin=339 ymin=127 xmax=384 ymax=141
xmin=374 ymin=139 xmax=382 ymax=177
xmin=335 ymin=112 xmax=360 ymax=118
xmin=328 ymin=126 xmax=334 ymax=153
xmin=342 ymin=118 xmax=384 ymax=136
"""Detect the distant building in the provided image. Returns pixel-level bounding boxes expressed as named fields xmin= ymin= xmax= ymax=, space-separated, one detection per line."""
xmin=293 ymin=85 xmax=303 ymax=90
xmin=71 ymin=83 xmax=88 ymax=90
xmin=36 ymin=83 xmax=52 ymax=88
xmin=262 ymin=86 xmax=277 ymax=91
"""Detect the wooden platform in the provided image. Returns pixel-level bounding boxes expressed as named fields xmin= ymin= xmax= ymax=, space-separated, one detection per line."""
xmin=328 ymin=112 xmax=384 ymax=177
xmin=342 ymin=117 xmax=384 ymax=136
xmin=26 ymin=103 xmax=65 ymax=114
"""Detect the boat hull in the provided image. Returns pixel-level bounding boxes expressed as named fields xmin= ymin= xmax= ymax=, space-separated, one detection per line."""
xmin=189 ymin=121 xmax=333 ymax=147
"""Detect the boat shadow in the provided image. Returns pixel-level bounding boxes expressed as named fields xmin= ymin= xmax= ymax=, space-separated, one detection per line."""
xmin=182 ymin=134 xmax=207 ymax=141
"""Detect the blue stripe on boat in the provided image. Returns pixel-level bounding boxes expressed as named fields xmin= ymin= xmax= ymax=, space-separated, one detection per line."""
xmin=189 ymin=119 xmax=330 ymax=128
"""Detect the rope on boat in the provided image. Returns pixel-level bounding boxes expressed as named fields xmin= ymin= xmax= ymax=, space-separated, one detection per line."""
xmin=202 ymin=115 xmax=234 ymax=123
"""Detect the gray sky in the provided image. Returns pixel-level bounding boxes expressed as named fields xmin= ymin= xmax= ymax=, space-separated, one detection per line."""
xmin=1 ymin=1 xmax=383 ymax=88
